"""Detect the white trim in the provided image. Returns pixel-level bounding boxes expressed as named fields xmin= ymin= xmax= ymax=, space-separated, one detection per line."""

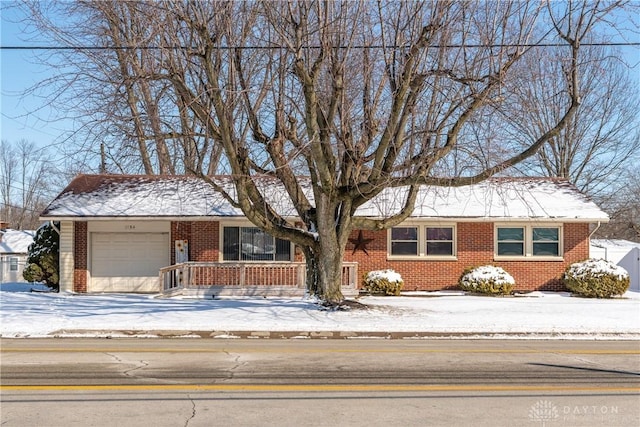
xmin=40 ymin=215 xmax=609 ymax=224
xmin=494 ymin=223 xmax=564 ymax=261
xmin=88 ymin=220 xmax=170 ymax=233
xmin=59 ymin=221 xmax=74 ymax=293
xmin=9 ymin=256 xmax=19 ymax=271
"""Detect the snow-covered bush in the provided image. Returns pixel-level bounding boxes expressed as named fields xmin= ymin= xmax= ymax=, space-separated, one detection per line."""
xmin=458 ymin=265 xmax=515 ymax=295
xmin=363 ymin=269 xmax=404 ymax=296
xmin=564 ymin=259 xmax=629 ymax=298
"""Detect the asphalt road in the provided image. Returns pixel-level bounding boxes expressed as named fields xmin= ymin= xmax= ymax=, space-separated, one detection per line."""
xmin=1 ymin=338 xmax=639 ymax=426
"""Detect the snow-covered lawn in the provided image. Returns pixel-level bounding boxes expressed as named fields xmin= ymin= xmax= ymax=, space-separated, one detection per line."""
xmin=1 ymin=282 xmax=638 ymax=339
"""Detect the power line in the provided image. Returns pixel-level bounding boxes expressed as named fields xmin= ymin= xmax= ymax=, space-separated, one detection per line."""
xmin=2 ymin=42 xmax=639 ymax=51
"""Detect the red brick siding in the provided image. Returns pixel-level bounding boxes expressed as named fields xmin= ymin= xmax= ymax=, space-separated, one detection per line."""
xmin=171 ymin=221 xmax=220 ymax=263
xmin=73 ymin=222 xmax=88 ymax=293
xmin=72 ymin=220 xmax=591 ymax=293
xmin=191 ymin=222 xmax=219 ymax=262
xmin=344 ymin=222 xmax=590 ymax=292
xmin=171 ymin=221 xmax=298 ymax=286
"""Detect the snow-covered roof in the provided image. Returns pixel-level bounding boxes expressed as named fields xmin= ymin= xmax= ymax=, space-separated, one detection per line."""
xmin=40 ymin=174 xmax=609 ymax=222
xmin=358 ymin=178 xmax=609 ymax=221
xmin=0 ymin=229 xmax=35 ymax=254
xmin=41 ymin=174 xmax=296 ymax=219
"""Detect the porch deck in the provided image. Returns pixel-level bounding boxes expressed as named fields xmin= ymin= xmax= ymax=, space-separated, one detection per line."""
xmin=159 ymin=262 xmax=358 ymax=298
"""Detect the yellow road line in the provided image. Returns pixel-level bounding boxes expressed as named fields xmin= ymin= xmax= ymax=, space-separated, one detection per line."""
xmin=1 ymin=384 xmax=639 ymax=393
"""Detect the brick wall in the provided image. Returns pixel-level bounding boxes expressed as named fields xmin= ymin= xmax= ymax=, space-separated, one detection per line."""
xmin=344 ymin=222 xmax=590 ymax=292
xmin=191 ymin=222 xmax=219 ymax=262
xmin=71 ymin=219 xmax=591 ymax=293
xmin=171 ymin=221 xmax=219 ymax=263
xmin=73 ymin=222 xmax=87 ymax=293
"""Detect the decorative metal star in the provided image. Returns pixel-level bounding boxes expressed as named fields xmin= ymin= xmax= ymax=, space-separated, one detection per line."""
xmin=349 ymin=230 xmax=374 ymax=255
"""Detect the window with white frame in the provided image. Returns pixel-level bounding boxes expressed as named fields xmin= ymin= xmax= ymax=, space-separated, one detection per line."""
xmin=532 ymin=227 xmax=560 ymax=256
xmin=390 ymin=227 xmax=419 ymax=256
xmin=496 ymin=227 xmax=525 ymax=256
xmin=222 ymin=226 xmax=291 ymax=261
xmin=495 ymin=225 xmax=561 ymax=258
xmin=390 ymin=225 xmax=456 ymax=257
xmin=426 ymin=227 xmax=455 ymax=256
xmin=9 ymin=257 xmax=19 ymax=271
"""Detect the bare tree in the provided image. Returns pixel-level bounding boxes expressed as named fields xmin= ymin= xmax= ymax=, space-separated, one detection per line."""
xmin=0 ymin=140 xmax=51 ymax=230
xmin=23 ymin=0 xmax=223 ymax=175
xmin=507 ymin=42 xmax=640 ymax=197
xmin=22 ymin=0 xmax=629 ymax=303
xmin=595 ymin=169 xmax=640 ymax=242
xmin=154 ymin=0 xmax=614 ymax=303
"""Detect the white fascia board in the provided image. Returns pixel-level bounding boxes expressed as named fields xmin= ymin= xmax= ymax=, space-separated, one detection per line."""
xmin=38 ymin=215 xmax=302 ymax=222
xmin=354 ymin=216 xmax=609 ymax=223
xmin=39 ymin=216 xmax=217 ymax=222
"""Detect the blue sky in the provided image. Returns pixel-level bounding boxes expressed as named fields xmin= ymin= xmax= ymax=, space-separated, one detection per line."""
xmin=1 ymin=2 xmax=639 ymax=152
xmin=1 ymin=3 xmax=67 ymax=148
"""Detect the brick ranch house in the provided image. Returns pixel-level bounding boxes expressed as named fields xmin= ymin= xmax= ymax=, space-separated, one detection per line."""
xmin=40 ymin=174 xmax=609 ymax=296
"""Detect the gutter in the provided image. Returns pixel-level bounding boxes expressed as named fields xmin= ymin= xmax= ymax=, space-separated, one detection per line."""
xmin=38 ymin=216 xmax=610 ymax=224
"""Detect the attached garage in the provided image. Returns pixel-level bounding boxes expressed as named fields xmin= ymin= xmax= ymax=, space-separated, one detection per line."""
xmin=88 ymin=222 xmax=171 ymax=293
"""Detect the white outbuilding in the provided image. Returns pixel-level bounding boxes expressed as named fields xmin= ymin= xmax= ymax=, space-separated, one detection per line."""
xmin=0 ymin=229 xmax=35 ymax=283
xmin=590 ymin=239 xmax=640 ymax=292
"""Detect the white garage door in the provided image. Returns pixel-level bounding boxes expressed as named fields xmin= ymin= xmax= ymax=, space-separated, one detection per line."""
xmin=91 ymin=233 xmax=170 ymax=293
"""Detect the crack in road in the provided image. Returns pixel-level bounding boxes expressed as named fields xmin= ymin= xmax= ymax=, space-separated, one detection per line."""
xmin=104 ymin=352 xmax=149 ymax=378
xmin=222 ymin=350 xmax=248 ymax=382
xmin=184 ymin=394 xmax=196 ymax=427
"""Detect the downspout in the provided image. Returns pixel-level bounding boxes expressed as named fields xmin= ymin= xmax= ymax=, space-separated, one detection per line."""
xmin=50 ymin=220 xmax=60 ymax=235
xmin=588 ymin=221 xmax=601 ymax=259
xmin=588 ymin=221 xmax=601 ymax=239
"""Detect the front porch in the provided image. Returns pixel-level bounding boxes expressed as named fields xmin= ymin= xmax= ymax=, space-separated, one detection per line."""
xmin=159 ymin=262 xmax=359 ymax=298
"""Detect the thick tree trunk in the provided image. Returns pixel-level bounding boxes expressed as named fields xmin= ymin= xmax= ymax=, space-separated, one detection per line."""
xmin=308 ymin=196 xmax=348 ymax=305
xmin=303 ymin=247 xmax=320 ymax=297
xmin=303 ymin=244 xmax=345 ymax=305
xmin=315 ymin=246 xmax=345 ymax=305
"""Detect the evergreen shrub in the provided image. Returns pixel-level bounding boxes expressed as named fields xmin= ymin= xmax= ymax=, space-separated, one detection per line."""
xmin=363 ymin=269 xmax=404 ymax=296
xmin=564 ymin=259 xmax=629 ymax=298
xmin=458 ymin=265 xmax=515 ymax=295
xmin=23 ymin=222 xmax=60 ymax=291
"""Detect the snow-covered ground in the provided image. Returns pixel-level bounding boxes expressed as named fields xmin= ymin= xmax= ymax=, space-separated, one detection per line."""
xmin=1 ymin=282 xmax=639 ymax=339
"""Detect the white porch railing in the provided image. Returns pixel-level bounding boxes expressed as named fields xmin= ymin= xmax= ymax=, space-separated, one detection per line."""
xmin=159 ymin=262 xmax=358 ymax=297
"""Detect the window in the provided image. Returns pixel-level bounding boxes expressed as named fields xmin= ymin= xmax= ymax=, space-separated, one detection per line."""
xmin=532 ymin=227 xmax=559 ymax=256
xmin=426 ymin=227 xmax=454 ymax=256
xmin=497 ymin=227 xmax=525 ymax=256
xmin=223 ymin=226 xmax=291 ymax=261
xmin=9 ymin=257 xmax=19 ymax=271
xmin=390 ymin=227 xmax=418 ymax=256
xmin=389 ymin=225 xmax=456 ymax=258
xmin=495 ymin=225 xmax=562 ymax=258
